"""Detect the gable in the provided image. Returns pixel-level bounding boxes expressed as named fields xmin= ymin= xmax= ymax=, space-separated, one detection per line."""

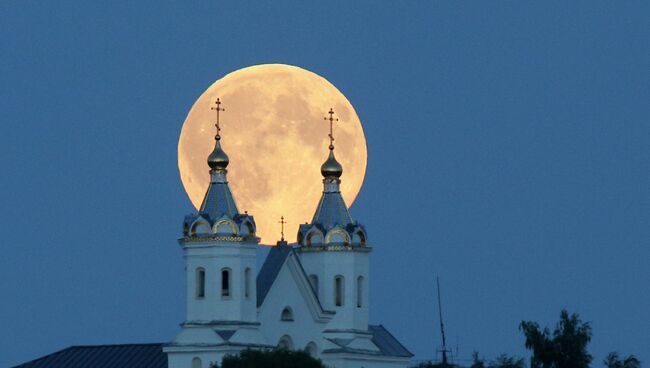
xmin=257 ymin=245 xmax=333 ymax=323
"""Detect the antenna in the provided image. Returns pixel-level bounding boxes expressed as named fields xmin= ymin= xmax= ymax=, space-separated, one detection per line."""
xmin=436 ymin=276 xmax=452 ymax=366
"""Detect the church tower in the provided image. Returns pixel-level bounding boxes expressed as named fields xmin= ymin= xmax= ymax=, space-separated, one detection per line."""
xmin=297 ymin=108 xmax=371 ymax=333
xmin=164 ymin=99 xmax=270 ymax=368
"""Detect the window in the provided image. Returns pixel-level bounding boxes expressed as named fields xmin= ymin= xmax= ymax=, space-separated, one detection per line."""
xmin=244 ymin=268 xmax=251 ymax=299
xmin=278 ymin=335 xmax=294 ymax=350
xmin=334 ymin=275 xmax=344 ymax=307
xmin=309 ymin=274 xmax=319 ymax=298
xmin=191 ymin=357 xmax=202 ymax=368
xmin=221 ymin=268 xmax=231 ymax=297
xmin=281 ymin=307 xmax=294 ymax=321
xmin=357 ymin=276 xmax=364 ymax=308
xmin=306 ymin=342 xmax=318 ymax=357
xmin=195 ymin=268 xmax=205 ymax=298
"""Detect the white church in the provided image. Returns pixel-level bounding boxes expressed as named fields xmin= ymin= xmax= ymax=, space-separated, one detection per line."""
xmin=15 ymin=104 xmax=412 ymax=368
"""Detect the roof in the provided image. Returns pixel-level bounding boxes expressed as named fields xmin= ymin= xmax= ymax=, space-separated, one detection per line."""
xmin=322 ymin=325 xmax=413 ymax=358
xmin=369 ymin=324 xmax=414 ymax=357
xmin=13 ymin=343 xmax=167 ymax=368
xmin=199 ymin=179 xmax=240 ymax=222
xmin=311 ymin=187 xmax=354 ymax=230
xmin=256 ymin=244 xmax=291 ymax=307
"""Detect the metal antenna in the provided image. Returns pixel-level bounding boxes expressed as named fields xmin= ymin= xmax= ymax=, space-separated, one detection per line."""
xmin=437 ymin=276 xmax=451 ymax=365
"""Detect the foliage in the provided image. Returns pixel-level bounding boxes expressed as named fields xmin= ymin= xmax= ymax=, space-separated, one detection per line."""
xmin=219 ymin=348 xmax=325 ymax=368
xmin=519 ymin=309 xmax=592 ymax=368
xmin=604 ymin=352 xmax=641 ymax=368
xmin=471 ymin=351 xmax=486 ymax=368
xmin=489 ymin=354 xmax=525 ymax=368
xmin=413 ymin=362 xmax=458 ymax=368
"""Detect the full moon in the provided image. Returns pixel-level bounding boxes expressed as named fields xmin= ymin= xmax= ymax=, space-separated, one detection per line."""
xmin=178 ymin=64 xmax=367 ymax=244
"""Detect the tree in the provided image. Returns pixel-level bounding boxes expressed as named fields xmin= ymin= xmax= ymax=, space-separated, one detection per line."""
xmin=471 ymin=351 xmax=486 ymax=368
xmin=604 ymin=352 xmax=641 ymax=368
xmin=489 ymin=354 xmax=525 ymax=368
xmin=220 ymin=348 xmax=326 ymax=368
xmin=519 ymin=309 xmax=592 ymax=368
xmin=413 ymin=361 xmax=457 ymax=368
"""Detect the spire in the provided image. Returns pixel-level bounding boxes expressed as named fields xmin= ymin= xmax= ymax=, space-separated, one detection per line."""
xmin=297 ymin=108 xmax=366 ymax=247
xmin=199 ymin=98 xmax=238 ymax=220
xmin=321 ymin=108 xmax=343 ymax=178
xmin=207 ymin=98 xmax=229 ymax=170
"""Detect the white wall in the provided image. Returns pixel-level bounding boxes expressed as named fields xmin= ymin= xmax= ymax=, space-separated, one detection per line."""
xmin=183 ymin=241 xmax=258 ymax=322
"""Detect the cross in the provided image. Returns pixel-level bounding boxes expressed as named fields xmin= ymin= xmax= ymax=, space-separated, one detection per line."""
xmin=278 ymin=216 xmax=287 ymax=241
xmin=210 ymin=98 xmax=225 ymax=139
xmin=323 ymin=108 xmax=339 ymax=149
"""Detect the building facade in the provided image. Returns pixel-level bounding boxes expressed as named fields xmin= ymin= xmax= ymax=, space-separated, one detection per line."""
xmin=14 ymin=105 xmax=412 ymax=368
xmin=163 ymin=107 xmax=412 ymax=368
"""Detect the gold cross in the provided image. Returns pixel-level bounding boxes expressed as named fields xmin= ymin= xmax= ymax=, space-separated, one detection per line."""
xmin=324 ymin=108 xmax=339 ymax=149
xmin=278 ymin=216 xmax=287 ymax=241
xmin=210 ymin=98 xmax=225 ymax=139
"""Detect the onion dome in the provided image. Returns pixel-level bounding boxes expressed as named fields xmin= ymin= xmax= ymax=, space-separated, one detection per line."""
xmin=208 ymin=136 xmax=229 ymax=170
xmin=320 ymin=147 xmax=343 ymax=178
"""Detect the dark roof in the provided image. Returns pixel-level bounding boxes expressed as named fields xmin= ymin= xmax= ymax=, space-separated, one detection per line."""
xmin=13 ymin=343 xmax=167 ymax=368
xmin=311 ymin=188 xmax=353 ymax=230
xmin=369 ymin=324 xmax=414 ymax=358
xmin=14 ymin=328 xmax=411 ymax=367
xmin=322 ymin=325 xmax=413 ymax=358
xmin=256 ymin=244 xmax=291 ymax=307
xmin=200 ymin=180 xmax=240 ymax=222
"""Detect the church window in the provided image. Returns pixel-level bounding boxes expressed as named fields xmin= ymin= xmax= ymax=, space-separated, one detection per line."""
xmin=221 ymin=268 xmax=231 ymax=297
xmin=281 ymin=306 xmax=294 ymax=321
xmin=278 ymin=335 xmax=294 ymax=350
xmin=309 ymin=274 xmax=319 ymax=298
xmin=216 ymin=221 xmax=234 ymax=235
xmin=357 ymin=276 xmax=364 ymax=308
xmin=334 ymin=275 xmax=344 ymax=307
xmin=244 ymin=267 xmax=251 ymax=299
xmin=195 ymin=268 xmax=205 ymax=298
xmin=191 ymin=357 xmax=202 ymax=368
xmin=306 ymin=342 xmax=318 ymax=357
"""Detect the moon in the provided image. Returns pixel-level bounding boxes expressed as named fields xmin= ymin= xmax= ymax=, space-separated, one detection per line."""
xmin=178 ymin=64 xmax=367 ymax=244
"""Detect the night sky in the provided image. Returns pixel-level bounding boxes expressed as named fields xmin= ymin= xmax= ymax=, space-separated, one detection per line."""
xmin=1 ymin=2 xmax=648 ymax=367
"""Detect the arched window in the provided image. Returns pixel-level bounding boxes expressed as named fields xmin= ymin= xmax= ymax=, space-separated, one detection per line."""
xmin=357 ymin=276 xmax=364 ymax=308
xmin=244 ymin=267 xmax=251 ymax=299
xmin=309 ymin=274 xmax=319 ymax=298
xmin=216 ymin=221 xmax=234 ymax=235
xmin=192 ymin=222 xmax=210 ymax=236
xmin=305 ymin=342 xmax=318 ymax=357
xmin=334 ymin=275 xmax=344 ymax=307
xmin=281 ymin=306 xmax=294 ymax=321
xmin=278 ymin=335 xmax=294 ymax=350
xmin=195 ymin=268 xmax=205 ymax=298
xmin=221 ymin=268 xmax=231 ymax=297
xmin=191 ymin=357 xmax=202 ymax=368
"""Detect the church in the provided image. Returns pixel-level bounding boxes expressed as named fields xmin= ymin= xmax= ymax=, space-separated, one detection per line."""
xmin=15 ymin=103 xmax=412 ymax=368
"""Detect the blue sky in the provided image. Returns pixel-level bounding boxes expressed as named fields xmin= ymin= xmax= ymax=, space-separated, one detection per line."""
xmin=1 ymin=1 xmax=648 ymax=366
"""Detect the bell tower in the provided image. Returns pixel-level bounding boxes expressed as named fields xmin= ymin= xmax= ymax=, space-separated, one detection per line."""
xmin=296 ymin=108 xmax=371 ymax=332
xmin=165 ymin=98 xmax=270 ymax=368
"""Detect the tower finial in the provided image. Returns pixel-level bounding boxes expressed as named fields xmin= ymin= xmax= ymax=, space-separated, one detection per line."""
xmin=321 ymin=108 xmax=343 ymax=178
xmin=211 ymin=98 xmax=226 ymax=140
xmin=324 ymin=108 xmax=339 ymax=150
xmin=278 ymin=216 xmax=287 ymax=241
xmin=207 ymin=98 xmax=229 ymax=170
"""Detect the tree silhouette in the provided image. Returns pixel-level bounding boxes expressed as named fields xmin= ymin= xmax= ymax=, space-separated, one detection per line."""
xmin=489 ymin=354 xmax=525 ymax=368
xmin=604 ymin=352 xmax=641 ymax=368
xmin=519 ymin=309 xmax=592 ymax=368
xmin=219 ymin=348 xmax=325 ymax=368
xmin=471 ymin=351 xmax=486 ymax=368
